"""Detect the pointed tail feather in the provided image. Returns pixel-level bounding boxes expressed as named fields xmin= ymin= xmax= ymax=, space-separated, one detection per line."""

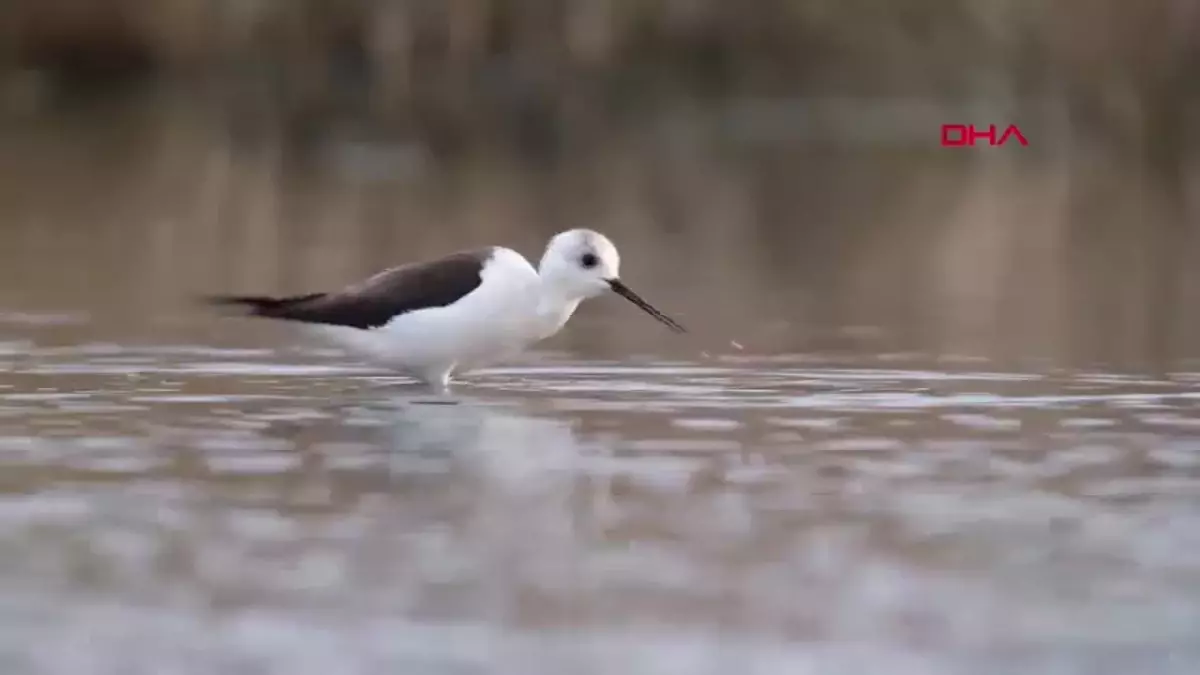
xmin=203 ymin=293 xmax=325 ymax=319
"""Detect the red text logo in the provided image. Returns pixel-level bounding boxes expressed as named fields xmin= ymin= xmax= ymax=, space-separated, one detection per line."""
xmin=941 ymin=124 xmax=1028 ymax=147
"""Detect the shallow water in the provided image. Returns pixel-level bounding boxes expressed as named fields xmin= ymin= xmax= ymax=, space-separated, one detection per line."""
xmin=2 ymin=326 xmax=1200 ymax=674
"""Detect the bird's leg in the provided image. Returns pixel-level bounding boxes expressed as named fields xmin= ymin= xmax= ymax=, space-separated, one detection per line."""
xmin=420 ymin=365 xmax=453 ymax=391
xmin=409 ymin=366 xmax=459 ymax=405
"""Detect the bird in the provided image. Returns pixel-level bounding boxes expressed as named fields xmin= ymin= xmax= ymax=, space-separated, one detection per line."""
xmin=205 ymin=229 xmax=686 ymax=391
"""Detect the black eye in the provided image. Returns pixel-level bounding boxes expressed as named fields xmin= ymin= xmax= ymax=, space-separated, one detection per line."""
xmin=580 ymin=253 xmax=599 ymax=269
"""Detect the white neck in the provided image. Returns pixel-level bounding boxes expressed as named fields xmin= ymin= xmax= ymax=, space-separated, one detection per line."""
xmin=534 ymin=276 xmax=582 ymax=338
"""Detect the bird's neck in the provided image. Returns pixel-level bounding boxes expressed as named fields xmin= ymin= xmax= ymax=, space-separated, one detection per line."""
xmin=534 ymin=278 xmax=582 ymax=337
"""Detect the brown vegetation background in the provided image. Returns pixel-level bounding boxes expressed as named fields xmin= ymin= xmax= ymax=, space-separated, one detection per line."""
xmin=2 ymin=0 xmax=1199 ymax=370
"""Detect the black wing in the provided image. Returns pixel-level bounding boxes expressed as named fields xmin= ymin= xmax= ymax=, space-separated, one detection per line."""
xmin=206 ymin=248 xmax=492 ymax=329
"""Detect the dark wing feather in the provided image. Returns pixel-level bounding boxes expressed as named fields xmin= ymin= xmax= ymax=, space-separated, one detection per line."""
xmin=206 ymin=248 xmax=492 ymax=329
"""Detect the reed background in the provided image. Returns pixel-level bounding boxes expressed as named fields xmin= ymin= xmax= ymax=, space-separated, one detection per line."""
xmin=2 ymin=0 xmax=1199 ymax=370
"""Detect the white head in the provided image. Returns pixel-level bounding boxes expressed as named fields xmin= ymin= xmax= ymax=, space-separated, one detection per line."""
xmin=537 ymin=229 xmax=686 ymax=332
xmin=538 ymin=229 xmax=621 ymax=300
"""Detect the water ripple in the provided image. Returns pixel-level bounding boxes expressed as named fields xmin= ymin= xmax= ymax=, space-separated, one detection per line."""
xmin=2 ymin=345 xmax=1199 ymax=674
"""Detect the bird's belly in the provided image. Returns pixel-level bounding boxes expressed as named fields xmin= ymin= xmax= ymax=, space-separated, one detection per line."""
xmin=306 ymin=324 xmax=419 ymax=368
xmin=371 ymin=301 xmax=539 ymax=366
xmin=452 ymin=301 xmax=574 ymax=371
xmin=449 ymin=319 xmax=543 ymax=371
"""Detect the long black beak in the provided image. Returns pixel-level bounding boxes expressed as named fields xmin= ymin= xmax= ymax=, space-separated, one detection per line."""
xmin=608 ymin=279 xmax=687 ymax=333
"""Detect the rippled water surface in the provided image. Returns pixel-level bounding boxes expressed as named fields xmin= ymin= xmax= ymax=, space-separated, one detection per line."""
xmin=3 ymin=321 xmax=1200 ymax=674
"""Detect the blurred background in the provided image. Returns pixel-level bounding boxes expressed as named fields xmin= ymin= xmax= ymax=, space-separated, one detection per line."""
xmin=3 ymin=2 xmax=1200 ymax=674
xmin=2 ymin=0 xmax=1199 ymax=366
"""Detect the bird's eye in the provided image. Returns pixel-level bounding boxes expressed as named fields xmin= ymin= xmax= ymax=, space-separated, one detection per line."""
xmin=580 ymin=253 xmax=599 ymax=269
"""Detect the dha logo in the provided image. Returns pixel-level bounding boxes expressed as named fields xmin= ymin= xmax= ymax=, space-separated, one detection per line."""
xmin=941 ymin=124 xmax=1028 ymax=147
